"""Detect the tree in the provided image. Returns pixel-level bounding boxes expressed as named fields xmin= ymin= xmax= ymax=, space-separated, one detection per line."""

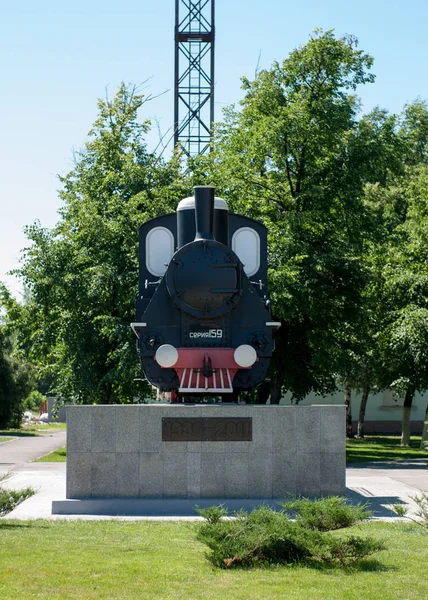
xmin=370 ymin=163 xmax=428 ymax=445
xmin=421 ymin=405 xmax=428 ymax=450
xmin=0 ymin=284 xmax=36 ymax=427
xmin=0 ymin=327 xmax=19 ymax=428
xmin=344 ymin=109 xmax=408 ymax=437
xmin=18 ymin=84 xmax=190 ymax=404
xmin=198 ymin=29 xmax=378 ymax=404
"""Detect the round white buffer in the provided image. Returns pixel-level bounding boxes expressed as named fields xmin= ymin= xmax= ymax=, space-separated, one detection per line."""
xmin=155 ymin=344 xmax=179 ymax=368
xmin=234 ymin=344 xmax=257 ymax=368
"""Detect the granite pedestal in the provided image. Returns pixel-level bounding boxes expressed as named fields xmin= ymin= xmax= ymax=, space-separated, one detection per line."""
xmin=57 ymin=404 xmax=345 ymax=511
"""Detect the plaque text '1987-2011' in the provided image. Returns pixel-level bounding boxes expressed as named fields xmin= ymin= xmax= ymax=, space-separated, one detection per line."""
xmin=162 ymin=417 xmax=252 ymax=442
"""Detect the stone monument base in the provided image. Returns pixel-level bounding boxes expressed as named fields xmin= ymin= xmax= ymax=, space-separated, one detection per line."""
xmin=52 ymin=497 xmax=287 ymax=517
xmin=53 ymin=404 xmax=345 ymax=515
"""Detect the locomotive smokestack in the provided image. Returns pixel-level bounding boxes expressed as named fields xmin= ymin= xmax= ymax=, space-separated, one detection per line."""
xmin=194 ymin=186 xmax=215 ymax=241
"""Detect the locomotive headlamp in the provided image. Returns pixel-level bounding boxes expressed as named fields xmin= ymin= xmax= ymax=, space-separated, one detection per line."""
xmin=155 ymin=344 xmax=179 ymax=368
xmin=234 ymin=345 xmax=257 ymax=368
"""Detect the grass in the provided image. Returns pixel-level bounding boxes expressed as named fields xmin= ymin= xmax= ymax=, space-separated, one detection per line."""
xmin=0 ymin=487 xmax=34 ymax=517
xmin=0 ymin=422 xmax=66 ymax=437
xmin=346 ymin=435 xmax=428 ymax=464
xmin=0 ymin=437 xmax=14 ymax=444
xmin=0 ymin=520 xmax=427 ymax=599
xmin=34 ymin=446 xmax=67 ymax=462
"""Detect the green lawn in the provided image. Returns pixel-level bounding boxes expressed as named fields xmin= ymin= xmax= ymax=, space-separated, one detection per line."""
xmin=0 ymin=520 xmax=427 ymax=599
xmin=34 ymin=446 xmax=67 ymax=462
xmin=346 ymin=435 xmax=428 ymax=464
xmin=0 ymin=437 xmax=14 ymax=444
xmin=0 ymin=422 xmax=66 ymax=437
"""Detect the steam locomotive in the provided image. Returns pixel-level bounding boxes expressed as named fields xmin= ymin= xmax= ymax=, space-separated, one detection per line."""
xmin=132 ymin=186 xmax=279 ymax=401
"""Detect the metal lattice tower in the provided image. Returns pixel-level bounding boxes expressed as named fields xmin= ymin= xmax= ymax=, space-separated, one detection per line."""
xmin=174 ymin=0 xmax=215 ymax=156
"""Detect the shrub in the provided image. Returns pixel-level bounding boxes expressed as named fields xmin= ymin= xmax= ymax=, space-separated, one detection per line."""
xmin=197 ymin=506 xmax=318 ymax=568
xmin=23 ymin=391 xmax=45 ymax=412
xmin=280 ymin=496 xmax=371 ymax=531
xmin=196 ymin=504 xmax=383 ymax=569
xmin=413 ymin=493 xmax=428 ymax=525
xmin=0 ymin=487 xmax=34 ymax=516
xmin=391 ymin=493 xmax=428 ymax=529
xmin=196 ymin=504 xmax=229 ymax=524
xmin=314 ymin=535 xmax=386 ymax=566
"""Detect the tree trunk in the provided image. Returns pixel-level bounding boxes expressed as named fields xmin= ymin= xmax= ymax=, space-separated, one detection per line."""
xmin=102 ymin=382 xmax=113 ymax=404
xmin=401 ymin=386 xmax=415 ymax=447
xmin=269 ymin=371 xmax=282 ymax=404
xmin=420 ymin=403 xmax=428 ymax=450
xmin=344 ymin=382 xmax=354 ymax=438
xmin=255 ymin=381 xmax=270 ymax=404
xmin=356 ymin=383 xmax=370 ymax=439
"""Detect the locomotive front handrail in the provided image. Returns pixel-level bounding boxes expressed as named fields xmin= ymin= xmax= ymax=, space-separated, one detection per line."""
xmin=130 ymin=322 xmax=147 ymax=337
xmin=145 ymin=279 xmax=161 ymax=288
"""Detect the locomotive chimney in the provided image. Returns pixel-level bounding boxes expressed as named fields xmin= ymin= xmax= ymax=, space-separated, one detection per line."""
xmin=194 ymin=186 xmax=215 ymax=241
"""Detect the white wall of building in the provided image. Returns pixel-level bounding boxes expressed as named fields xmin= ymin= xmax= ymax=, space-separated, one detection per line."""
xmin=280 ymin=389 xmax=427 ymax=423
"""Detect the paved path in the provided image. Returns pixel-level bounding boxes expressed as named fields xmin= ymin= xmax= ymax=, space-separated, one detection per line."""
xmin=2 ymin=463 xmax=66 ymax=519
xmin=347 ymin=458 xmax=428 ymax=493
xmin=0 ymin=431 xmax=66 ymax=477
xmin=346 ymin=458 xmax=428 ymax=520
xmin=1 ymin=453 xmax=426 ymax=521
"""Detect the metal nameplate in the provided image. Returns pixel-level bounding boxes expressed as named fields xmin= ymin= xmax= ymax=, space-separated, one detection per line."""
xmin=162 ymin=417 xmax=252 ymax=442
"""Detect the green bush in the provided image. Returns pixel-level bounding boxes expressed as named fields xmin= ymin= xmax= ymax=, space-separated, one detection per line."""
xmin=0 ymin=487 xmax=34 ymax=516
xmin=280 ymin=496 xmax=371 ymax=531
xmin=196 ymin=504 xmax=229 ymax=524
xmin=313 ymin=535 xmax=386 ymax=566
xmin=391 ymin=492 xmax=428 ymax=528
xmin=196 ymin=502 xmax=384 ymax=569
xmin=196 ymin=506 xmax=316 ymax=568
xmin=23 ymin=391 xmax=45 ymax=412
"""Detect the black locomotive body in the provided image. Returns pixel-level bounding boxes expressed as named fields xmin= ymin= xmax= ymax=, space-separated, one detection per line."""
xmin=132 ymin=186 xmax=279 ymax=401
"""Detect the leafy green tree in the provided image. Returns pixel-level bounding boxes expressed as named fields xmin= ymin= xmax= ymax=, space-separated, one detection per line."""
xmin=18 ymin=84 xmax=189 ymax=404
xmin=399 ymin=99 xmax=428 ymax=165
xmin=0 ymin=327 xmax=19 ymax=428
xmin=344 ymin=315 xmax=383 ymax=439
xmin=355 ymin=99 xmax=428 ymax=443
xmin=194 ymin=32 xmax=428 ymax=439
xmin=0 ymin=284 xmax=36 ymax=427
xmin=198 ymin=29 xmax=379 ymax=403
xmin=421 ymin=406 xmax=428 ymax=450
xmin=343 ymin=107 xmax=411 ymax=437
xmin=367 ymin=163 xmax=428 ymax=445
xmin=22 ymin=390 xmax=45 ymax=412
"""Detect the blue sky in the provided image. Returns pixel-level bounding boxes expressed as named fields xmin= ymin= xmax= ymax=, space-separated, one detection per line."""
xmin=1 ymin=0 xmax=428 ymax=297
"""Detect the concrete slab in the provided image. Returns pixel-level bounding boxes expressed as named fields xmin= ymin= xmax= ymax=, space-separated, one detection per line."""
xmin=347 ymin=459 xmax=428 ymax=493
xmin=2 ymin=463 xmax=66 ymax=519
xmin=52 ymin=497 xmax=284 ymax=517
xmin=0 ymin=458 xmax=426 ymax=521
